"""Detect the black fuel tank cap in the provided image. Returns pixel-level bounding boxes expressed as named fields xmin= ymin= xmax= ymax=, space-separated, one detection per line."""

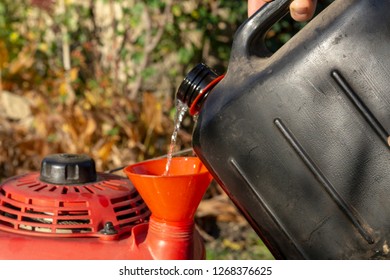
xmin=40 ymin=154 xmax=97 ymax=185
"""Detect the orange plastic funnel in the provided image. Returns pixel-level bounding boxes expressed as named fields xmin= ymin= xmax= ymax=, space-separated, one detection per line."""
xmin=124 ymin=157 xmax=212 ymax=223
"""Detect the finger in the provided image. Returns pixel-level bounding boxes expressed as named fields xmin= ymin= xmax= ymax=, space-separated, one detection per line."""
xmin=290 ymin=0 xmax=317 ymax=22
xmin=247 ymin=0 xmax=273 ymax=17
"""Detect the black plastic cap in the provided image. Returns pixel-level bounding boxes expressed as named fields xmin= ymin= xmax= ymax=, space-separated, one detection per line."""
xmin=176 ymin=63 xmax=219 ymax=108
xmin=40 ymin=154 xmax=97 ymax=185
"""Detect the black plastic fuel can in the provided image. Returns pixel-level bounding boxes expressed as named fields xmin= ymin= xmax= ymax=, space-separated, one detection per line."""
xmin=178 ymin=0 xmax=390 ymax=259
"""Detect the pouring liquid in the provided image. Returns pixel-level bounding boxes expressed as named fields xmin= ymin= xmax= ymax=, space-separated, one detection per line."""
xmin=164 ymin=100 xmax=188 ymax=176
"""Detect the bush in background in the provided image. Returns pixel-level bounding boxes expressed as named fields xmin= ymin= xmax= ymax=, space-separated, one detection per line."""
xmin=0 ymin=0 xmax=248 ymax=178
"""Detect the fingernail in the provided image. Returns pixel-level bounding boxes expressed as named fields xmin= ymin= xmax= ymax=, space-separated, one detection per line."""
xmin=291 ymin=7 xmax=309 ymax=16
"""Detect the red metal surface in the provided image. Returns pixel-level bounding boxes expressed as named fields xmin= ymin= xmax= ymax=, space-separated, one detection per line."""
xmin=0 ymin=157 xmax=210 ymax=260
xmin=0 ymin=172 xmax=149 ymax=238
xmin=0 ymin=221 xmax=205 ymax=260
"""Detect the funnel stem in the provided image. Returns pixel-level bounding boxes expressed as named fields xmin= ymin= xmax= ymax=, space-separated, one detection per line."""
xmin=146 ymin=216 xmax=197 ymax=260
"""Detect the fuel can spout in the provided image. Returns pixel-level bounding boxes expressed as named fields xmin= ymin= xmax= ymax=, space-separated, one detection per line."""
xmin=124 ymin=157 xmax=212 ymax=259
xmin=176 ymin=63 xmax=223 ymax=116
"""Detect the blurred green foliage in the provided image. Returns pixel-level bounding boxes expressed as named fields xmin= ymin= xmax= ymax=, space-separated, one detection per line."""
xmin=0 ymin=0 xmax=251 ymax=177
xmin=0 ymin=0 xmax=247 ymax=100
xmin=0 ymin=0 xmax=334 ymax=101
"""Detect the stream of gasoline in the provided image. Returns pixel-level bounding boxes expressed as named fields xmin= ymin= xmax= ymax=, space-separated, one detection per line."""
xmin=164 ymin=100 xmax=188 ymax=176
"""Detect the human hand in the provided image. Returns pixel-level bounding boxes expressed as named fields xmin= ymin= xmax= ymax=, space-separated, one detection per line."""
xmin=248 ymin=0 xmax=317 ymax=22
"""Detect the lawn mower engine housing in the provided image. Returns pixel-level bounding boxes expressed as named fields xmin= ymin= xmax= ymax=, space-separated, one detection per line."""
xmin=0 ymin=154 xmax=205 ymax=260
